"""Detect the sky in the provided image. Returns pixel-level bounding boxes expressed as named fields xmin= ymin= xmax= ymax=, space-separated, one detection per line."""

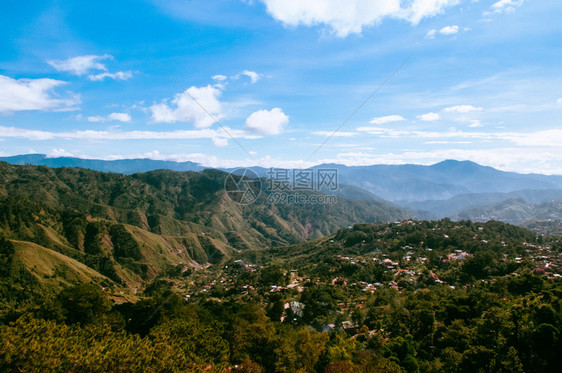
xmin=1 ymin=0 xmax=562 ymax=174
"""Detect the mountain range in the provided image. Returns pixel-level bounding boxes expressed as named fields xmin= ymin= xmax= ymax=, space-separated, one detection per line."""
xmin=0 ymin=161 xmax=407 ymax=297
xmin=2 ymin=155 xmax=562 ymax=227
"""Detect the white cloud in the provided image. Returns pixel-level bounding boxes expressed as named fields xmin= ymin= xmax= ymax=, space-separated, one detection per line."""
xmin=427 ymin=25 xmax=459 ymax=38
xmin=417 ymin=112 xmax=440 ymax=121
xmin=407 ymin=0 xmax=460 ymax=25
xmin=491 ymin=0 xmax=524 ymax=14
xmin=150 ymin=85 xmax=223 ymax=128
xmin=241 ymin=70 xmax=261 ymax=84
xmin=244 ymin=108 xmax=289 ymax=135
xmin=86 ymin=112 xmax=132 ymax=123
xmin=0 ymin=125 xmax=260 ymax=141
xmin=312 ymin=131 xmax=357 ymax=137
xmin=88 ymin=71 xmax=133 ymax=81
xmin=87 ymin=116 xmax=105 ymax=123
xmin=212 ymin=75 xmax=228 ymax=82
xmin=439 ymin=25 xmax=458 ymax=35
xmin=6 ymin=144 xmax=561 ymax=175
xmin=231 ymin=70 xmax=262 ymax=84
xmin=260 ymin=0 xmax=459 ymax=37
xmin=468 ymin=120 xmax=483 ymax=128
xmin=107 ymin=112 xmax=132 ymax=122
xmin=557 ymin=98 xmax=562 ymax=105
xmin=424 ymin=141 xmax=472 ymax=144
xmin=0 ymin=75 xmax=79 ymax=113
xmin=48 ymin=54 xmax=111 ymax=75
xmin=426 ymin=29 xmax=437 ymax=39
xmin=443 ymin=105 xmax=483 ymax=113
xmin=48 ymin=54 xmax=132 ymax=81
xmin=354 ymin=126 xmax=562 ymax=149
xmin=322 ymin=147 xmax=562 ymax=175
xmin=369 ymin=115 xmax=405 ymax=125
xmin=212 ymin=137 xmax=229 ymax=147
xmin=503 ymin=129 xmax=562 ymax=147
xmin=47 ymin=148 xmax=81 ymax=158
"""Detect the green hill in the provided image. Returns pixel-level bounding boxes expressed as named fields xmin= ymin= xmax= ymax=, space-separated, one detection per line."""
xmin=454 ymin=198 xmax=562 ymax=225
xmin=0 ymin=162 xmax=408 ymax=293
xmin=238 ymin=219 xmax=542 ymax=268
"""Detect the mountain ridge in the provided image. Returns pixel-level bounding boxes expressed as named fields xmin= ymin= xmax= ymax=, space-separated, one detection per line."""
xmin=0 ymin=162 xmax=408 ymax=291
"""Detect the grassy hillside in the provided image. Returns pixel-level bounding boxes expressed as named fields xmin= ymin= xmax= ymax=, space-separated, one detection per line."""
xmin=0 ymin=162 xmax=408 ymax=294
xmin=238 ymin=219 xmax=542 ymax=267
xmin=454 ymin=199 xmax=562 ymax=225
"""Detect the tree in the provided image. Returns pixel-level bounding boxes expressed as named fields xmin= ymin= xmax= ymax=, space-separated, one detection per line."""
xmin=55 ymin=283 xmax=112 ymax=325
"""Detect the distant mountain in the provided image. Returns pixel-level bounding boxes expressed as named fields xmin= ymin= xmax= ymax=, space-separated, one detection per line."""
xmin=226 ymin=160 xmax=562 ymax=202
xmin=403 ymin=189 xmax=562 ymax=218
xmin=316 ymin=160 xmax=562 ymax=202
xmin=453 ymin=199 xmax=562 ymax=225
xmin=0 ymin=154 xmax=204 ymax=174
xmin=521 ymin=220 xmax=562 ymax=236
xmin=4 ymin=155 xmax=562 ymax=206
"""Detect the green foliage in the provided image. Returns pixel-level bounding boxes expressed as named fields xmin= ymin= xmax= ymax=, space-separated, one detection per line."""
xmin=54 ymin=284 xmax=113 ymax=325
xmin=258 ymin=264 xmax=286 ymax=287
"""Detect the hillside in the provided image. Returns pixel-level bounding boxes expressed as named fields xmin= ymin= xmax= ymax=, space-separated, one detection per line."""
xmin=5 ymin=155 xmax=562 ymax=203
xmin=2 ymin=218 xmax=561 ymax=372
xmin=454 ymin=199 xmax=562 ymax=225
xmin=238 ymin=219 xmax=543 ymax=267
xmin=0 ymin=162 xmax=408 ymax=290
xmin=402 ymin=189 xmax=562 ymax=219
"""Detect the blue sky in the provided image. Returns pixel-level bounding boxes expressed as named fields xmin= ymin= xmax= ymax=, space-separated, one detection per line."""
xmin=1 ymin=0 xmax=561 ymax=173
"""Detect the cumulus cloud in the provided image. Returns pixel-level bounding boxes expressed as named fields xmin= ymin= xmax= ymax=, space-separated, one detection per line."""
xmin=241 ymin=70 xmax=261 ymax=84
xmin=417 ymin=112 xmax=440 ymax=121
xmin=260 ymin=0 xmax=459 ymax=37
xmin=491 ymin=0 xmax=524 ymax=14
xmin=244 ymin=108 xmax=289 ymax=135
xmin=439 ymin=25 xmax=458 ymax=35
xmin=212 ymin=137 xmax=229 ymax=147
xmin=0 ymin=75 xmax=79 ymax=113
xmin=48 ymin=54 xmax=132 ymax=81
xmin=108 ymin=113 xmax=132 ymax=122
xmin=426 ymin=25 xmax=459 ymax=38
xmin=150 ymin=85 xmax=223 ymax=128
xmin=47 ymin=148 xmax=81 ymax=158
xmin=443 ymin=105 xmax=483 ymax=113
xmin=369 ymin=115 xmax=405 ymax=125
